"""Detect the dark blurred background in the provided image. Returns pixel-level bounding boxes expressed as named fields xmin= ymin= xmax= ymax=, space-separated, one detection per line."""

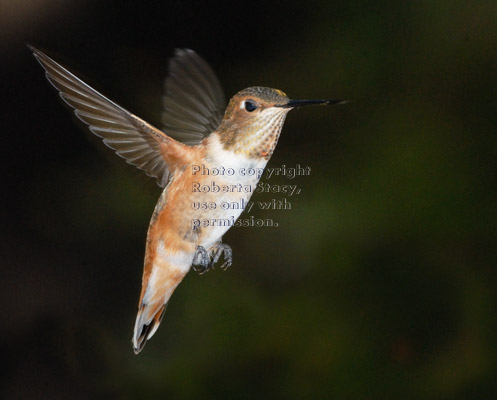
xmin=2 ymin=0 xmax=497 ymax=398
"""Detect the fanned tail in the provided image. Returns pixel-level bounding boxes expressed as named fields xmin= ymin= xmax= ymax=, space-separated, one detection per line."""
xmin=133 ymin=302 xmax=168 ymax=354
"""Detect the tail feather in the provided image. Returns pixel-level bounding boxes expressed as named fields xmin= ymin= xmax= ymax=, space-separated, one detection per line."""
xmin=133 ymin=302 xmax=167 ymax=354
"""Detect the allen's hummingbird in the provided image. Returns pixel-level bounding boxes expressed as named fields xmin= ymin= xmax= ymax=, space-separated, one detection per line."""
xmin=29 ymin=46 xmax=344 ymax=353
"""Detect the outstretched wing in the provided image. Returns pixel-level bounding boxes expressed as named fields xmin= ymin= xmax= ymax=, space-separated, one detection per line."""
xmin=162 ymin=49 xmax=226 ymax=145
xmin=30 ymin=45 xmax=173 ymax=187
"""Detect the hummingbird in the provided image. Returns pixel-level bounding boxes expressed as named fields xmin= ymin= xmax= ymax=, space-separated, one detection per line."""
xmin=29 ymin=45 xmax=344 ymax=353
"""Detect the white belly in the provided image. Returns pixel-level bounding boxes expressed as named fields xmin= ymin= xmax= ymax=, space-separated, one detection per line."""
xmin=192 ymin=134 xmax=268 ymax=249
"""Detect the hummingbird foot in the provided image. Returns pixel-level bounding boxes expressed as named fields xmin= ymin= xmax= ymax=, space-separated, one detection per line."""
xmin=192 ymin=243 xmax=233 ymax=274
xmin=211 ymin=243 xmax=233 ymax=270
xmin=192 ymin=246 xmax=210 ymax=274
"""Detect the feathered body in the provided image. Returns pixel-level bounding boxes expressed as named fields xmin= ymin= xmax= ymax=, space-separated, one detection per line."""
xmin=134 ymin=132 xmax=271 ymax=352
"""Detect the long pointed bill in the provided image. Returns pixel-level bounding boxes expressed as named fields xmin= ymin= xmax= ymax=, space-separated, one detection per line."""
xmin=276 ymin=99 xmax=347 ymax=108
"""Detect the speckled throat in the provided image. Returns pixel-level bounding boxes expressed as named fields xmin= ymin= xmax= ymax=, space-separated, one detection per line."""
xmin=219 ymin=108 xmax=289 ymax=159
xmin=216 ymin=87 xmax=292 ymax=160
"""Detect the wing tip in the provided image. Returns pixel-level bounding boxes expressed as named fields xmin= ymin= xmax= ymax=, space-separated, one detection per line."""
xmin=27 ymin=44 xmax=49 ymax=63
xmin=174 ymin=48 xmax=195 ymax=57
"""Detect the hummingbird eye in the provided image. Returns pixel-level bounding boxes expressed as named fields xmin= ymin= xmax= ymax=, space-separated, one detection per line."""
xmin=244 ymin=100 xmax=258 ymax=112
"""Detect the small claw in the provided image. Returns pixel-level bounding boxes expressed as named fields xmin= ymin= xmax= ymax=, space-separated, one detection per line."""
xmin=213 ymin=243 xmax=232 ymax=271
xmin=192 ymin=246 xmax=210 ymax=274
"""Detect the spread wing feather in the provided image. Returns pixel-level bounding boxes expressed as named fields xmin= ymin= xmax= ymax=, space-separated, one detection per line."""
xmin=162 ymin=49 xmax=226 ymax=145
xmin=30 ymin=45 xmax=171 ymax=187
xmin=30 ymin=46 xmax=225 ymax=187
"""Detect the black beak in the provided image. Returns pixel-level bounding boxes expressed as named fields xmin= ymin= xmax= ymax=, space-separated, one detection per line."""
xmin=276 ymin=99 xmax=347 ymax=108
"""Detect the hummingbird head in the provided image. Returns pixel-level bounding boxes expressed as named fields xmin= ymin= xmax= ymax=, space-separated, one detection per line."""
xmin=216 ymin=86 xmax=343 ymax=160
